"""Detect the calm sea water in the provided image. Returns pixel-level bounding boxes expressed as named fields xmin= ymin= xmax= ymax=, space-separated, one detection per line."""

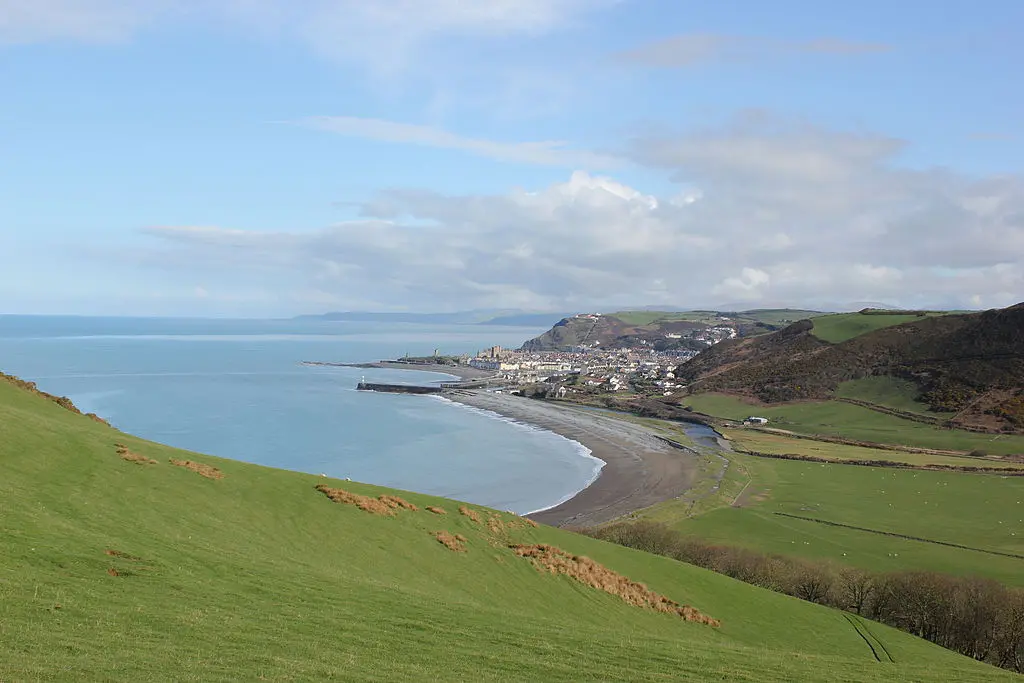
xmin=0 ymin=316 xmax=602 ymax=514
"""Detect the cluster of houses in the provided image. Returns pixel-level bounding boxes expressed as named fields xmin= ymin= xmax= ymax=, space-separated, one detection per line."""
xmin=456 ymin=317 xmax=751 ymax=399
xmin=461 ymin=345 xmax=693 ymax=396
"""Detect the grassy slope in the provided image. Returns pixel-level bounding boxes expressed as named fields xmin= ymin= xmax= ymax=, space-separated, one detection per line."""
xmin=684 ymin=393 xmax=1024 ymax=455
xmin=809 ymin=312 xmax=944 ymax=344
xmin=0 ymin=382 xmax=1011 ymax=681
xmin=835 ymin=376 xmax=949 ymax=416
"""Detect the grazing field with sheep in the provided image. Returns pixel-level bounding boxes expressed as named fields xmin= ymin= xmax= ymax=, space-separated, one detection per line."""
xmin=642 ymin=448 xmax=1024 ymax=586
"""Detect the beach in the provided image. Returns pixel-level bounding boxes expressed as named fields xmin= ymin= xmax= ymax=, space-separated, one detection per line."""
xmin=445 ymin=391 xmax=699 ymax=527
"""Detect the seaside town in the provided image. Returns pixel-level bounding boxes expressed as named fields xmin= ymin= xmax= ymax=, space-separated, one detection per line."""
xmin=456 ymin=313 xmax=739 ymax=397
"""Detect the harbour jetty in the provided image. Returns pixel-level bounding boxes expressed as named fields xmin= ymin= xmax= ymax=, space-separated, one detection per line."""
xmin=356 ymin=382 xmax=444 ymax=394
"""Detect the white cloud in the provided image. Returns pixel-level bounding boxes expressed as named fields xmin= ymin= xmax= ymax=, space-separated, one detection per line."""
xmin=713 ymin=268 xmax=770 ymax=300
xmin=135 ymin=118 xmax=1024 ymax=313
xmin=0 ymin=1 xmax=612 ymax=61
xmin=0 ymin=0 xmax=164 ymax=43
xmin=301 ymin=116 xmax=619 ymax=168
xmin=618 ymin=33 xmax=891 ymax=68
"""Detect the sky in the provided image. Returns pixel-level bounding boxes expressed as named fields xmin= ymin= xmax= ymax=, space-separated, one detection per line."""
xmin=2 ymin=0 xmax=1023 ymax=317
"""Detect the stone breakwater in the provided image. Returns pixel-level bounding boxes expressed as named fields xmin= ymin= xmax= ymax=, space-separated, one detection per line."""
xmin=355 ymin=382 xmax=444 ymax=395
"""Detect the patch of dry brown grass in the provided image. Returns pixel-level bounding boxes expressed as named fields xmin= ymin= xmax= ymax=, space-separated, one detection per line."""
xmin=433 ymin=531 xmax=468 ymax=552
xmin=526 ymin=518 xmax=539 ymax=528
xmin=115 ymin=443 xmax=157 ymax=465
xmin=379 ymin=495 xmax=418 ymax=511
xmin=107 ymin=567 xmax=120 ymax=577
xmin=510 ymin=544 xmax=720 ymax=627
xmin=426 ymin=505 xmax=447 ymax=515
xmin=316 ymin=485 xmax=395 ymax=516
xmin=104 ymin=549 xmax=143 ymax=561
xmin=170 ymin=458 xmax=223 ymax=479
xmin=458 ymin=505 xmax=481 ymax=524
xmin=487 ymin=515 xmax=506 ymax=534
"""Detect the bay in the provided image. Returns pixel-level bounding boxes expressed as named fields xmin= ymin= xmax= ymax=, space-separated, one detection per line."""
xmin=0 ymin=315 xmax=601 ymax=514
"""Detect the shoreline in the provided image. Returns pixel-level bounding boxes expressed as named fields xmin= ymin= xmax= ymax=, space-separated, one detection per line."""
xmin=432 ymin=395 xmax=607 ymax=516
xmin=444 ymin=390 xmax=699 ymax=527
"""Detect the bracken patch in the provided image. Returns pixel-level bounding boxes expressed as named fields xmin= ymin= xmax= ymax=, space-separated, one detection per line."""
xmin=315 ymin=485 xmax=395 ymax=516
xmin=510 ymin=544 xmax=720 ymax=627
xmin=433 ymin=531 xmax=467 ymax=552
xmin=426 ymin=506 xmax=447 ymax=515
xmin=487 ymin=515 xmax=506 ymax=534
xmin=379 ymin=495 xmax=418 ymax=511
xmin=169 ymin=459 xmax=223 ymax=480
xmin=116 ymin=444 xmax=157 ymax=465
xmin=458 ymin=505 xmax=481 ymax=524
xmin=104 ymin=549 xmax=143 ymax=561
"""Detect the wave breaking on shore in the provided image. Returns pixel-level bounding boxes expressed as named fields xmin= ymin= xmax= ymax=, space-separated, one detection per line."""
xmin=432 ymin=394 xmax=606 ymax=515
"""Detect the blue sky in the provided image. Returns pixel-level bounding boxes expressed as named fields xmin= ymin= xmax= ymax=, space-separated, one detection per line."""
xmin=2 ymin=0 xmax=1022 ymax=316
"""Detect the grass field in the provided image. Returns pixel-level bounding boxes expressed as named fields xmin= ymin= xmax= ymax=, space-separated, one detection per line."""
xmin=684 ymin=393 xmax=1024 ymax=455
xmin=638 ymin=448 xmax=1024 ymax=586
xmin=724 ymin=429 xmax=1024 ymax=470
xmin=737 ymin=309 xmax=825 ymax=326
xmin=610 ymin=309 xmax=822 ymax=327
xmin=835 ymin=376 xmax=950 ymax=416
xmin=610 ymin=310 xmax=715 ymax=326
xmin=809 ymin=311 xmax=945 ymax=343
xmin=3 ymin=379 xmax=1011 ymax=680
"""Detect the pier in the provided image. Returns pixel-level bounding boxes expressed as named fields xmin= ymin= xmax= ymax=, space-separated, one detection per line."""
xmin=356 ymin=382 xmax=444 ymax=394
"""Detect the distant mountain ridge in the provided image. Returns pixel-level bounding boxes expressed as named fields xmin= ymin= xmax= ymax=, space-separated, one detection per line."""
xmin=294 ymin=310 xmax=574 ymax=327
xmin=677 ymin=303 xmax=1024 ymax=433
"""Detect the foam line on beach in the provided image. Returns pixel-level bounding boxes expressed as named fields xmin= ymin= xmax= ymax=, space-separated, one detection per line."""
xmin=431 ymin=395 xmax=606 ymax=514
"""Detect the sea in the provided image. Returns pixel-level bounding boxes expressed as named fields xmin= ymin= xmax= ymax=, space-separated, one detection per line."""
xmin=0 ymin=315 xmax=603 ymax=514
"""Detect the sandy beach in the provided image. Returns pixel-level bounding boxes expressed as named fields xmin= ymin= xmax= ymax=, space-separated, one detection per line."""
xmin=445 ymin=391 xmax=698 ymax=527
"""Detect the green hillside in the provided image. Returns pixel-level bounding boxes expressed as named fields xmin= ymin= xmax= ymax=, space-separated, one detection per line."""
xmin=835 ymin=376 xmax=951 ymax=416
xmin=0 ymin=377 xmax=1013 ymax=681
xmin=810 ymin=311 xmax=947 ymax=343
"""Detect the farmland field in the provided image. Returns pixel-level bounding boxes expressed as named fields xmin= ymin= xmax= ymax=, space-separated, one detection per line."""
xmin=723 ymin=428 xmax=1024 ymax=470
xmin=641 ymin=450 xmax=1024 ymax=586
xmin=684 ymin=393 xmax=1024 ymax=455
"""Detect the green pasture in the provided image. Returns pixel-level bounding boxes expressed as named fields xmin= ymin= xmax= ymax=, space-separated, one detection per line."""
xmin=684 ymin=393 xmax=1024 ymax=455
xmin=610 ymin=309 xmax=822 ymax=328
xmin=809 ymin=311 xmax=946 ymax=344
xmin=723 ymin=429 xmax=1024 ymax=470
xmin=737 ymin=309 xmax=825 ymax=326
xmin=609 ymin=310 xmax=713 ymax=326
xmin=647 ymin=451 xmax=1024 ymax=586
xmin=2 ymin=379 xmax=1007 ymax=681
xmin=835 ymin=376 xmax=951 ymax=416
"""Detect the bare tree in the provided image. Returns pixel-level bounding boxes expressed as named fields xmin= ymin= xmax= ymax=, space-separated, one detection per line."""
xmin=837 ymin=567 xmax=876 ymax=614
